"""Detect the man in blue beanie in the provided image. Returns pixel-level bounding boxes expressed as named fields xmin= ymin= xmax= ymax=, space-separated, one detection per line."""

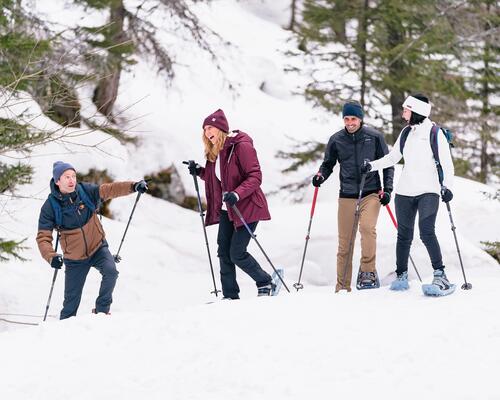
xmin=311 ymin=100 xmax=394 ymax=292
xmin=37 ymin=161 xmax=148 ymax=319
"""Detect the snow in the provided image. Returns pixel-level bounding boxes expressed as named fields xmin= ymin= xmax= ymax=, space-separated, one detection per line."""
xmin=1 ymin=0 xmax=499 ymax=399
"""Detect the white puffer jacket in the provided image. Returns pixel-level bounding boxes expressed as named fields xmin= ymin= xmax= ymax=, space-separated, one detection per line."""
xmin=370 ymin=118 xmax=454 ymax=197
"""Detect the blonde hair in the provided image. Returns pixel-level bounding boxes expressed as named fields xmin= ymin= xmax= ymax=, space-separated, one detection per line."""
xmin=203 ymin=128 xmax=227 ymax=162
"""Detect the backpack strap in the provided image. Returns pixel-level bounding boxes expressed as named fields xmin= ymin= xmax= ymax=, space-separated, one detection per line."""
xmin=399 ymin=126 xmax=412 ymax=154
xmin=47 ymin=184 xmax=96 ymax=230
xmin=76 ymin=184 xmax=96 ymax=213
xmin=430 ymin=125 xmax=444 ymax=187
xmin=48 ymin=194 xmax=62 ymax=230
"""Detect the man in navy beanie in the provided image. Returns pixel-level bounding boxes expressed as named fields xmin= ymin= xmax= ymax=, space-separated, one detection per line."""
xmin=37 ymin=161 xmax=148 ymax=319
xmin=311 ymin=100 xmax=394 ymax=291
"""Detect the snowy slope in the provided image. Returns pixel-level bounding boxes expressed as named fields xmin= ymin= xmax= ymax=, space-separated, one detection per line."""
xmin=1 ymin=0 xmax=499 ymax=399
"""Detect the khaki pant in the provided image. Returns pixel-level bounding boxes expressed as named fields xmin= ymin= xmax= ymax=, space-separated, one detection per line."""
xmin=336 ymin=193 xmax=381 ymax=291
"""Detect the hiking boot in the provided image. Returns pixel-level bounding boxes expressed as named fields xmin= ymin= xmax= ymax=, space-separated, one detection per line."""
xmin=356 ymin=270 xmax=380 ymax=290
xmin=92 ymin=308 xmax=111 ymax=315
xmin=431 ymin=269 xmax=452 ymax=291
xmin=257 ymin=283 xmax=276 ymax=296
xmin=335 ymin=283 xmax=352 ymax=293
xmin=390 ymin=271 xmax=409 ymax=291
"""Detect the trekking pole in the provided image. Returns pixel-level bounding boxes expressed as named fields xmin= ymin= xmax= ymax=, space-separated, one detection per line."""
xmin=383 ymin=199 xmax=422 ymax=282
xmin=113 ymin=191 xmax=142 ymax=264
xmin=43 ymin=233 xmax=61 ymax=322
xmin=231 ymin=204 xmax=290 ymax=293
xmin=442 ymin=192 xmax=472 ymax=290
xmin=294 ymin=185 xmax=319 ymax=291
xmin=183 ymin=160 xmax=220 ymax=297
xmin=341 ymin=172 xmax=367 ymax=290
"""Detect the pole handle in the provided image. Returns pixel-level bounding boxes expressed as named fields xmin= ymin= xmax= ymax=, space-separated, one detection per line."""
xmin=310 ymin=186 xmax=319 ymax=217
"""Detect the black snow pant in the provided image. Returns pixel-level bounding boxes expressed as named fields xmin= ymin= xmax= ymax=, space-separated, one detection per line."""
xmin=60 ymin=242 xmax=119 ymax=319
xmin=395 ymin=193 xmax=444 ymax=275
xmin=217 ymin=210 xmax=272 ymax=299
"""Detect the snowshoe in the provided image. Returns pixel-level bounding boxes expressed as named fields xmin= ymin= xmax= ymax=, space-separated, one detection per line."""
xmin=390 ymin=271 xmax=409 ymax=291
xmin=422 ymin=269 xmax=456 ymax=297
xmin=356 ymin=270 xmax=380 ymax=290
xmin=270 ymin=268 xmax=284 ymax=296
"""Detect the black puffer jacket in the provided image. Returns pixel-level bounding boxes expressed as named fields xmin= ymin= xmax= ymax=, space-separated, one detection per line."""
xmin=319 ymin=124 xmax=394 ymax=198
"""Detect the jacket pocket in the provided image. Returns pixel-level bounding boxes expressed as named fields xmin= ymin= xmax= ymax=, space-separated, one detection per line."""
xmin=61 ymin=230 xmax=79 ymax=259
xmin=250 ymin=191 xmax=265 ymax=208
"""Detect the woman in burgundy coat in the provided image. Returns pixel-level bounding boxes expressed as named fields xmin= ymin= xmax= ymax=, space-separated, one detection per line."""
xmin=188 ymin=109 xmax=273 ymax=299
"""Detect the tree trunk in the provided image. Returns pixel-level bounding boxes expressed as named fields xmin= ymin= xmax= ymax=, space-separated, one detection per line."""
xmin=387 ymin=22 xmax=406 ymax=143
xmin=478 ymin=1 xmax=493 ymax=183
xmin=288 ymin=0 xmax=297 ymax=31
xmin=93 ymin=0 xmax=125 ymax=119
xmin=358 ymin=0 xmax=370 ymax=108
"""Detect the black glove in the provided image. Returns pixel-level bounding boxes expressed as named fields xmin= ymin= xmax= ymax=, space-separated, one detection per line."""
xmin=360 ymin=160 xmax=372 ymax=174
xmin=133 ymin=180 xmax=148 ymax=194
xmin=188 ymin=161 xmax=202 ymax=176
xmin=51 ymin=254 xmax=63 ymax=269
xmin=379 ymin=190 xmax=391 ymax=206
xmin=441 ymin=188 xmax=453 ymax=203
xmin=312 ymin=174 xmax=325 ymax=187
xmin=223 ymin=192 xmax=239 ymax=207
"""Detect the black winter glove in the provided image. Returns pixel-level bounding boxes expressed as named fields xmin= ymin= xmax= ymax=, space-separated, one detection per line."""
xmin=312 ymin=174 xmax=325 ymax=188
xmin=51 ymin=254 xmax=63 ymax=269
xmin=188 ymin=161 xmax=202 ymax=176
xmin=133 ymin=180 xmax=148 ymax=194
xmin=360 ymin=160 xmax=372 ymax=174
xmin=223 ymin=192 xmax=239 ymax=207
xmin=441 ymin=188 xmax=453 ymax=203
xmin=379 ymin=190 xmax=391 ymax=206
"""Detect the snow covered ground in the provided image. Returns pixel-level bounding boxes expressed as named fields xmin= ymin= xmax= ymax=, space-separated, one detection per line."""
xmin=1 ymin=1 xmax=499 ymax=399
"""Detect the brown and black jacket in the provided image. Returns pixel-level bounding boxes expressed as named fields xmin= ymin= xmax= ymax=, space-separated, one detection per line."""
xmin=37 ymin=179 xmax=134 ymax=263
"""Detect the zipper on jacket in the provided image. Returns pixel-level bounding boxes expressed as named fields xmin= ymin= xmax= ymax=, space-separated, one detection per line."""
xmin=71 ymin=197 xmax=89 ymax=258
xmin=353 ymin=134 xmax=360 ymax=193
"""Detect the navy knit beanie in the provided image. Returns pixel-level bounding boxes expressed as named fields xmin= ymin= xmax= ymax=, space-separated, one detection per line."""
xmin=342 ymin=101 xmax=364 ymax=120
xmin=202 ymin=109 xmax=229 ymax=133
xmin=53 ymin=161 xmax=75 ymax=182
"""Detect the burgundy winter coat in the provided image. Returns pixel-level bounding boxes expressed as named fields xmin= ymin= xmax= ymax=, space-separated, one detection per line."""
xmin=199 ymin=130 xmax=271 ymax=228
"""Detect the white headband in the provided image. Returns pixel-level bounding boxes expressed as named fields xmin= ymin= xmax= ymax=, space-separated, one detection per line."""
xmin=402 ymin=96 xmax=431 ymax=117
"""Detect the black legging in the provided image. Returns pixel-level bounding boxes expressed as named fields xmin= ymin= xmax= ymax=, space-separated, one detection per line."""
xmin=395 ymin=193 xmax=443 ymax=275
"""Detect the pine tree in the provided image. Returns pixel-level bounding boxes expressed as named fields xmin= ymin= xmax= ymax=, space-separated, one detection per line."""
xmin=459 ymin=0 xmax=499 ymax=182
xmin=281 ymin=0 xmax=472 ymax=187
xmin=0 ymin=1 xmax=50 ymax=260
xmin=76 ymin=0 xmax=216 ymax=120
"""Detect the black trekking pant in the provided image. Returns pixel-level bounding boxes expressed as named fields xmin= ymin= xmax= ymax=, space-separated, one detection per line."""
xmin=217 ymin=210 xmax=272 ymax=299
xmin=395 ymin=193 xmax=444 ymax=275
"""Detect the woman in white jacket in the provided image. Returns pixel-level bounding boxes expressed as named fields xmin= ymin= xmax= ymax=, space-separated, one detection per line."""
xmin=361 ymin=94 xmax=455 ymax=294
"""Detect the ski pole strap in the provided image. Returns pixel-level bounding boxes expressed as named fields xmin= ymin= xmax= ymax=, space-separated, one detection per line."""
xmin=310 ymin=186 xmax=319 ymax=217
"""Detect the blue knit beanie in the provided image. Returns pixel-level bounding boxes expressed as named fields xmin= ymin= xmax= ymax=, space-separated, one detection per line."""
xmin=342 ymin=101 xmax=364 ymax=120
xmin=53 ymin=161 xmax=75 ymax=182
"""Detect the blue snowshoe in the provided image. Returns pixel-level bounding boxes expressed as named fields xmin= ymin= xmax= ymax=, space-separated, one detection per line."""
xmin=390 ymin=271 xmax=409 ymax=291
xmin=422 ymin=269 xmax=456 ymax=297
xmin=271 ymin=268 xmax=284 ymax=296
xmin=257 ymin=268 xmax=284 ymax=297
